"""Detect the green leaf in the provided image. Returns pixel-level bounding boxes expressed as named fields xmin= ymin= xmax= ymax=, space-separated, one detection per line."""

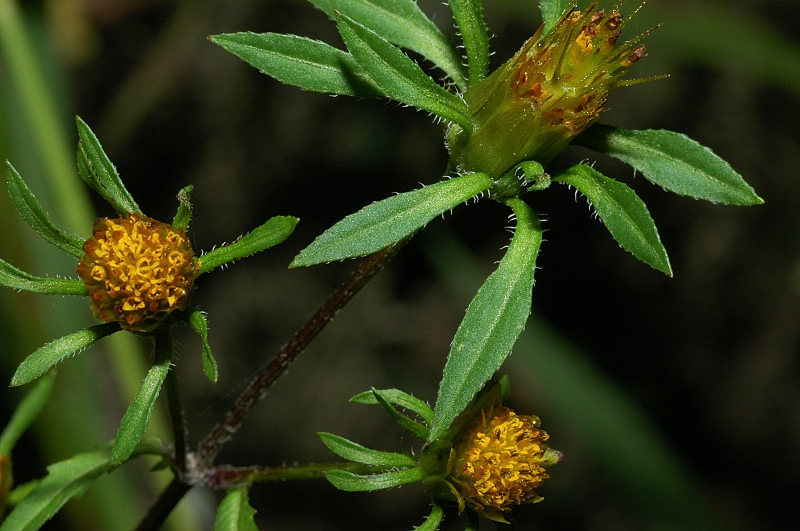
xmin=0 ymin=371 xmax=55 ymax=455
xmin=213 ymin=487 xmax=258 ymax=531
xmin=335 ymin=14 xmax=472 ymax=131
xmin=368 ymin=389 xmax=429 ymax=440
xmin=75 ymin=117 xmax=141 ymax=214
xmin=417 ymin=504 xmax=445 ymax=531
xmin=430 ymin=198 xmax=542 ymax=441
xmin=186 ymin=307 xmax=218 ymax=382
xmin=291 ymin=172 xmax=492 ymax=267
xmin=349 ymin=388 xmax=434 ymax=426
xmin=318 ymin=432 xmax=416 ymax=467
xmin=5 ymin=161 xmax=85 ymax=258
xmin=538 ymin=0 xmax=574 ymax=33
xmin=209 ymin=32 xmax=382 ymax=97
xmin=199 ymin=215 xmax=299 ymax=274
xmin=577 ymin=125 xmax=763 ymax=206
xmin=449 ymin=0 xmax=490 ymax=85
xmin=10 ymin=323 xmax=120 ymax=387
xmin=324 ymin=466 xmax=423 ymax=492
xmin=0 ymin=447 xmax=111 ymax=531
xmin=172 ymin=185 xmax=194 ymax=231
xmin=111 ymin=333 xmax=172 ymax=465
xmin=308 ymin=0 xmax=468 ymax=90
xmin=0 ymin=257 xmax=88 ymax=295
xmin=553 ymin=164 xmax=673 ymax=276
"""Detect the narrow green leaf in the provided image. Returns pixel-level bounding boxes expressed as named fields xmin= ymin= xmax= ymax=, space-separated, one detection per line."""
xmin=350 ymin=388 xmax=434 ymax=426
xmin=75 ymin=116 xmax=141 ymax=214
xmin=449 ymin=0 xmax=490 ymax=85
xmin=430 ymin=198 xmax=542 ymax=441
xmin=553 ymin=164 xmax=673 ymax=275
xmin=291 ymin=172 xmax=492 ymax=267
xmin=213 ymin=487 xmax=258 ymax=531
xmin=186 ymin=307 xmax=218 ymax=382
xmin=324 ymin=466 xmax=423 ymax=492
xmin=5 ymin=161 xmax=85 ymax=257
xmin=172 ymin=184 xmax=194 ymax=231
xmin=336 ymin=14 xmax=472 ymax=131
xmin=308 ymin=0 xmax=468 ymax=90
xmin=199 ymin=216 xmax=299 ymax=274
xmin=209 ymin=32 xmax=381 ymax=96
xmin=0 ymin=447 xmax=111 ymax=531
xmin=417 ymin=504 xmax=445 ymax=531
xmin=11 ymin=323 xmax=120 ymax=387
xmin=369 ymin=389 xmax=429 ymax=440
xmin=0 ymin=257 xmax=88 ymax=295
xmin=538 ymin=0 xmax=574 ymax=33
xmin=111 ymin=334 xmax=172 ymax=465
xmin=577 ymin=125 xmax=763 ymax=206
xmin=0 ymin=371 xmax=55 ymax=455
xmin=318 ymin=432 xmax=416 ymax=467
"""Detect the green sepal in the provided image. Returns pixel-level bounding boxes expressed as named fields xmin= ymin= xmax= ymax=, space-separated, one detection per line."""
xmin=335 ymin=13 xmax=472 ymax=131
xmin=111 ymin=332 xmax=172 ymax=465
xmin=318 ymin=432 xmax=416 ymax=467
xmin=291 ymin=172 xmax=492 ymax=267
xmin=429 ymin=198 xmax=542 ymax=441
xmin=185 ymin=307 xmax=218 ymax=382
xmin=417 ymin=504 xmax=445 ymax=531
xmin=538 ymin=0 xmax=575 ymax=33
xmin=5 ymin=161 xmax=85 ymax=258
xmin=368 ymin=389 xmax=429 ymax=440
xmin=0 ymin=371 xmax=55 ymax=455
xmin=75 ymin=117 xmax=141 ymax=215
xmin=213 ymin=487 xmax=258 ymax=531
xmin=0 ymin=257 xmax=88 ymax=295
xmin=553 ymin=164 xmax=673 ymax=276
xmin=307 ymin=0 xmax=467 ymax=90
xmin=199 ymin=216 xmax=299 ymax=275
xmin=349 ymin=388 xmax=434 ymax=426
xmin=324 ymin=466 xmax=424 ymax=492
xmin=490 ymin=160 xmax=549 ymax=199
xmin=577 ymin=125 xmax=763 ymax=206
xmin=172 ymin=185 xmax=194 ymax=231
xmin=10 ymin=323 xmax=120 ymax=387
xmin=449 ymin=0 xmax=490 ymax=85
xmin=209 ymin=32 xmax=382 ymax=97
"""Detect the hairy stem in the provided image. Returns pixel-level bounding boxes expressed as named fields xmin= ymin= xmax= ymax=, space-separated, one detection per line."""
xmin=199 ymin=462 xmax=384 ymax=489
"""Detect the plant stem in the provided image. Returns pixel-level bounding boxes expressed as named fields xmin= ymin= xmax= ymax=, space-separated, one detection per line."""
xmin=135 ymin=478 xmax=192 ymax=531
xmin=195 ymin=239 xmax=407 ymax=465
xmin=198 ymin=462 xmax=383 ymax=489
xmin=163 ymin=349 xmax=188 ymax=472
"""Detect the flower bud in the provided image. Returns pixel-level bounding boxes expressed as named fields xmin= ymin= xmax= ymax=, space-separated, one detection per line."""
xmin=76 ymin=213 xmax=200 ymax=332
xmin=448 ymin=2 xmax=654 ymax=179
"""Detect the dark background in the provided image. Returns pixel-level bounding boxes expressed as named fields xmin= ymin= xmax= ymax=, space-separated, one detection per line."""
xmin=1 ymin=0 xmax=798 ymax=529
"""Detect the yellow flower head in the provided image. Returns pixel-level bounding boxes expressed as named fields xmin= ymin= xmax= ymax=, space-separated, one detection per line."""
xmin=76 ymin=213 xmax=199 ymax=332
xmin=448 ymin=2 xmax=658 ymax=178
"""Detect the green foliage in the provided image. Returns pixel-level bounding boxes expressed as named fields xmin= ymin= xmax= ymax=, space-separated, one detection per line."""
xmin=349 ymin=388 xmax=434 ymax=426
xmin=199 ymin=216 xmax=299 ymax=274
xmin=538 ymin=0 xmax=575 ymax=33
xmin=324 ymin=467 xmax=424 ymax=492
xmin=318 ymin=432 xmax=416 ymax=467
xmin=214 ymin=488 xmax=258 ymax=531
xmin=449 ymin=0 xmax=490 ymax=85
xmin=0 ymin=372 xmax=55 ymax=455
xmin=186 ymin=307 xmax=218 ymax=383
xmin=0 ymin=258 xmax=86 ymax=295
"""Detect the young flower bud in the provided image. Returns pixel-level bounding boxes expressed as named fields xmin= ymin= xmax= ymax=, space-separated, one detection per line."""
xmin=76 ymin=213 xmax=200 ymax=332
xmin=447 ymin=2 xmax=655 ymax=179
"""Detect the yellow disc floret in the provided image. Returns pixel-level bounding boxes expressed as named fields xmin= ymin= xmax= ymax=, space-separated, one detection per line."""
xmin=77 ymin=213 xmax=199 ymax=331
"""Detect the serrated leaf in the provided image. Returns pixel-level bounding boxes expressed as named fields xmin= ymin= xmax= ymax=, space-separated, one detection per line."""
xmin=0 ymin=447 xmax=111 ymax=531
xmin=11 ymin=323 xmax=120 ymax=387
xmin=209 ymin=32 xmax=382 ymax=96
xmin=318 ymin=432 xmax=416 ymax=467
xmin=324 ymin=466 xmax=423 ymax=492
xmin=369 ymin=389 xmax=429 ymax=440
xmin=75 ymin=117 xmax=141 ymax=214
xmin=199 ymin=216 xmax=298 ymax=274
xmin=5 ymin=161 xmax=85 ymax=258
xmin=350 ymin=388 xmax=434 ymax=426
xmin=553 ymin=164 xmax=673 ymax=275
xmin=0 ymin=257 xmax=88 ymax=295
xmin=577 ymin=125 xmax=763 ymax=206
xmin=417 ymin=504 xmax=445 ymax=531
xmin=214 ymin=488 xmax=258 ymax=531
xmin=308 ymin=0 xmax=467 ymax=90
xmin=0 ymin=371 xmax=55 ymax=455
xmin=185 ymin=307 xmax=218 ymax=382
xmin=449 ymin=0 xmax=490 ymax=85
xmin=430 ymin=198 xmax=542 ymax=441
xmin=336 ymin=14 xmax=472 ymax=131
xmin=538 ymin=0 xmax=574 ymax=33
xmin=111 ymin=337 xmax=172 ymax=465
xmin=291 ymin=172 xmax=492 ymax=267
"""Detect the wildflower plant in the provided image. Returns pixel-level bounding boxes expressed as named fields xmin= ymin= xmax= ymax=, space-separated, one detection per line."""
xmin=0 ymin=0 xmax=763 ymax=530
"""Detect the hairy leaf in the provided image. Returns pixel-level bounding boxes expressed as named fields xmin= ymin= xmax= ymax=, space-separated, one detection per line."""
xmin=291 ymin=172 xmax=492 ymax=267
xmin=0 ymin=257 xmax=87 ymax=295
xmin=449 ymin=0 xmax=490 ymax=85
xmin=186 ymin=307 xmax=218 ymax=382
xmin=369 ymin=389 xmax=429 ymax=440
xmin=417 ymin=504 xmax=445 ymax=531
xmin=318 ymin=432 xmax=416 ymax=467
xmin=350 ymin=388 xmax=434 ymax=426
xmin=199 ymin=216 xmax=298 ymax=274
xmin=324 ymin=466 xmax=423 ymax=492
xmin=214 ymin=488 xmax=258 ymax=531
